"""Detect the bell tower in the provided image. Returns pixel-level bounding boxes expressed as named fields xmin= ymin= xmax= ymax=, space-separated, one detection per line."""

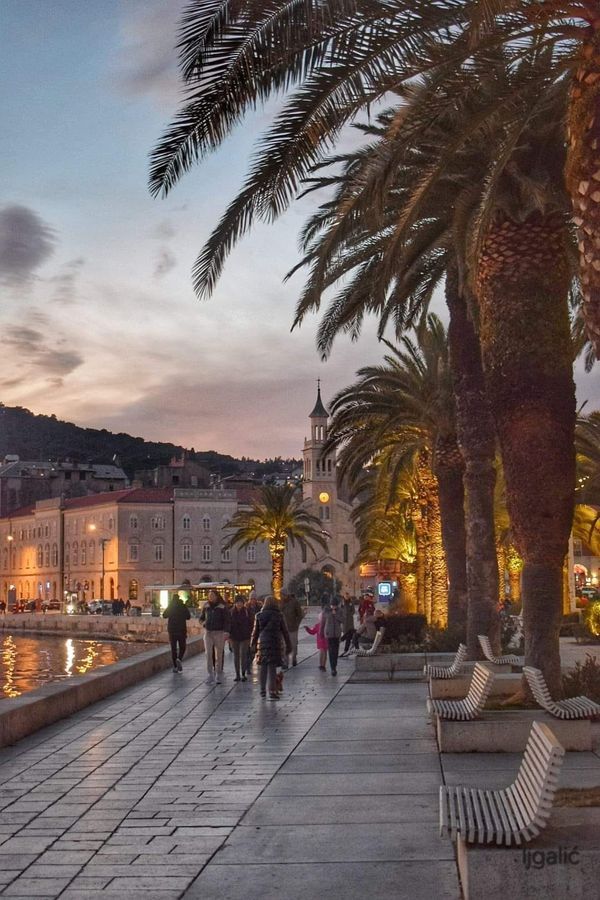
xmin=303 ymin=381 xmax=336 ymax=519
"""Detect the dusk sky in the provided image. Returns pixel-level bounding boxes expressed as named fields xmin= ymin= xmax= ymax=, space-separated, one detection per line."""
xmin=1 ymin=0 xmax=599 ymax=459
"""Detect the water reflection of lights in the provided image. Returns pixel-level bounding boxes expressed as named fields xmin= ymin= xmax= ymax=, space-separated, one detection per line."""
xmin=2 ymin=636 xmax=18 ymax=698
xmin=64 ymin=639 xmax=75 ymax=676
xmin=0 ymin=635 xmax=148 ymax=699
xmin=76 ymin=641 xmax=100 ymax=674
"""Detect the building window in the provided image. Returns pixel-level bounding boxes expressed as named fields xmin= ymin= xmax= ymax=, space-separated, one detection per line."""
xmin=181 ymin=542 xmax=192 ymax=563
xmin=81 ymin=542 xmax=87 ymax=565
xmin=129 ymin=514 xmax=138 ymax=531
xmin=201 ymin=543 xmax=212 ymax=563
xmin=182 ymin=515 xmax=191 ymax=531
xmin=221 ymin=546 xmax=231 ymax=563
xmin=44 ymin=544 xmax=50 ymax=567
xmin=89 ymin=542 xmax=95 ymax=564
xmin=573 ymin=539 xmax=583 ymax=556
xmin=65 ymin=543 xmax=70 ymax=566
xmin=37 ymin=544 xmax=43 ymax=567
xmin=202 ymin=515 xmax=211 ymax=532
xmin=128 ymin=542 xmax=139 ymax=562
xmin=246 ymin=544 xmax=257 ymax=563
xmin=153 ymin=542 xmax=164 ymax=563
xmin=129 ymin=579 xmax=138 ymax=601
xmin=44 ymin=524 xmax=49 ymax=537
xmin=108 ymin=516 xmax=115 ymax=531
xmin=51 ymin=544 xmax=58 ymax=567
xmin=301 ymin=545 xmax=307 ymax=563
xmin=72 ymin=541 xmax=79 ymax=565
xmin=319 ymin=506 xmax=330 ymax=521
xmin=152 ymin=515 xmax=165 ymax=531
xmin=343 ymin=543 xmax=349 ymax=563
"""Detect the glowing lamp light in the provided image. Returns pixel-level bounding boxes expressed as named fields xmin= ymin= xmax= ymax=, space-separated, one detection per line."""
xmin=319 ymin=492 xmax=330 ymax=503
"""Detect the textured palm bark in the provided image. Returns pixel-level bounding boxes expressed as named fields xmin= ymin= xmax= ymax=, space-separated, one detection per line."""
xmin=506 ymin=546 xmax=523 ymax=605
xmin=398 ymin=564 xmax=418 ymax=613
xmin=566 ymin=24 xmax=600 ymax=356
xmin=434 ymin=437 xmax=467 ymax=628
xmin=270 ymin=543 xmax=285 ymax=600
xmin=478 ymin=213 xmax=576 ymax=696
xmin=417 ymin=451 xmax=448 ymax=625
xmin=411 ymin=499 xmax=426 ymax=615
xmin=446 ymin=271 xmax=500 ymax=658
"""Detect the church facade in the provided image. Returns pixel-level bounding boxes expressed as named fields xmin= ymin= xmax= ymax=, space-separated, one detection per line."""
xmin=285 ymin=384 xmax=361 ymax=596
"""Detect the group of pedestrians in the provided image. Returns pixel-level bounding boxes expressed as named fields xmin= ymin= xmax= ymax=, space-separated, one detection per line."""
xmin=163 ymin=586 xmax=384 ymax=696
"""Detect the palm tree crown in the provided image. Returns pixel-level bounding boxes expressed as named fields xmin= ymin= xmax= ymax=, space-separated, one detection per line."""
xmin=225 ymin=483 xmax=328 ymax=598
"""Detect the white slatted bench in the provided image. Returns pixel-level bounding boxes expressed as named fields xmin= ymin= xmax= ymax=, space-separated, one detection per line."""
xmin=428 ymin=663 xmax=494 ymax=721
xmin=355 ymin=629 xmax=384 ymax=657
xmin=524 ymin=666 xmax=600 ymax=720
xmin=424 ymin=643 xmax=467 ymax=679
xmin=440 ymin=720 xmax=565 ymax=846
xmin=478 ymin=634 xmax=523 ymax=667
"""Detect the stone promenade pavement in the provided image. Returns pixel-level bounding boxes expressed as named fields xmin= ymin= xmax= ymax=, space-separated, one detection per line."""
xmin=0 ymin=629 xmax=460 ymax=900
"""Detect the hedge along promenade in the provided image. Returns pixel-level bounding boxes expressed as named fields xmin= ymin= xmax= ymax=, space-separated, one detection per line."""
xmin=0 ymin=636 xmax=204 ymax=747
xmin=0 ymin=613 xmax=204 ymax=643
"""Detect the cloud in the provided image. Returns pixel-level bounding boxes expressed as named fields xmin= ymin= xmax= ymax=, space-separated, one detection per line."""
xmin=112 ymin=1 xmax=186 ymax=107
xmin=0 ymin=205 xmax=55 ymax=284
xmin=1 ymin=325 xmax=82 ymax=384
xmin=154 ymin=247 xmax=176 ymax=278
xmin=48 ymin=257 xmax=85 ymax=305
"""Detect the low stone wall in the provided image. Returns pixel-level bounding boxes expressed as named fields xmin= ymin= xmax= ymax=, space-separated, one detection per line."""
xmin=436 ymin=711 xmax=592 ymax=752
xmin=0 ymin=635 xmax=204 ymax=747
xmin=0 ymin=612 xmax=204 ymax=643
xmin=429 ymin=673 xmax=523 ymax=699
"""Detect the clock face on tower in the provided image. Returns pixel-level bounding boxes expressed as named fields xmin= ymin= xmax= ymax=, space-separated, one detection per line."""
xmin=319 ymin=491 xmax=330 ymax=503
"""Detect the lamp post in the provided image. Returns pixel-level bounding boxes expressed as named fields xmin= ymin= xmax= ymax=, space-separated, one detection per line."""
xmin=88 ymin=524 xmax=109 ymax=600
xmin=6 ymin=533 xmax=13 ymax=611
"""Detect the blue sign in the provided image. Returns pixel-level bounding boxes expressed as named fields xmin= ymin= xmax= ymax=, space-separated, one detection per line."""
xmin=377 ymin=581 xmax=392 ymax=599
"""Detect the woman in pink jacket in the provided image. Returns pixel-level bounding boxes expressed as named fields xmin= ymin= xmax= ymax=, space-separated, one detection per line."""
xmin=304 ymin=608 xmax=328 ymax=670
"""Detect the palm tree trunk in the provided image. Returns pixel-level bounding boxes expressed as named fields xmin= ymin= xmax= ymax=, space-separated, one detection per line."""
xmin=446 ymin=269 xmax=500 ymax=658
xmin=566 ymin=25 xmax=600 ymax=355
xmin=428 ymin=490 xmax=448 ymax=628
xmin=411 ymin=498 xmax=426 ymax=615
xmin=496 ymin=543 xmax=507 ymax=602
xmin=398 ymin=563 xmax=418 ymax=613
xmin=478 ymin=213 xmax=576 ymax=696
xmin=434 ymin=436 xmax=467 ymax=627
xmin=506 ymin=546 xmax=523 ymax=606
xmin=270 ymin=543 xmax=285 ymax=600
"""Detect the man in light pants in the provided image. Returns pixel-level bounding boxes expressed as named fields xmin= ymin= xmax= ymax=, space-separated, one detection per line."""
xmin=199 ymin=590 xmax=231 ymax=684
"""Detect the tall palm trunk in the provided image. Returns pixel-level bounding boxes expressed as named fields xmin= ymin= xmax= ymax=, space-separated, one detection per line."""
xmin=446 ymin=269 xmax=500 ymax=658
xmin=566 ymin=25 xmax=600 ymax=355
xmin=506 ymin=546 xmax=523 ymax=605
xmin=270 ymin=541 xmax=285 ymax=600
xmin=428 ymin=489 xmax=448 ymax=628
xmin=413 ymin=505 xmax=427 ymax=616
xmin=398 ymin=562 xmax=418 ymax=613
xmin=434 ymin=435 xmax=467 ymax=627
xmin=478 ymin=213 xmax=576 ymax=696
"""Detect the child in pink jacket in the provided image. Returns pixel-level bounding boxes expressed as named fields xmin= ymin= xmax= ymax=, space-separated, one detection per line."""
xmin=304 ymin=610 xmax=328 ymax=670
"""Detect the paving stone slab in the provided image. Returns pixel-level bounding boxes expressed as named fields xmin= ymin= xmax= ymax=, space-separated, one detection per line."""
xmin=279 ymin=753 xmax=440 ymax=774
xmin=184 ymin=861 xmax=461 ymax=900
xmin=243 ymin=792 xmax=440 ymax=826
xmin=262 ymin=772 xmax=439 ymax=796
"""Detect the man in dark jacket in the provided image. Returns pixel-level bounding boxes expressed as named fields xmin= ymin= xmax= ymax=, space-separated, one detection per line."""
xmin=280 ymin=593 xmax=305 ymax=667
xmin=199 ymin=590 xmax=231 ymax=685
xmin=321 ymin=596 xmax=344 ymax=676
xmin=162 ymin=593 xmax=191 ymax=672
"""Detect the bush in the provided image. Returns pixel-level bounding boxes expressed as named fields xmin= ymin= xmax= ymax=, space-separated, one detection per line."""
xmin=426 ymin=622 xmax=467 ymax=652
xmin=381 ymin=613 xmax=427 ymax=645
xmin=563 ymin=654 xmax=600 ymax=703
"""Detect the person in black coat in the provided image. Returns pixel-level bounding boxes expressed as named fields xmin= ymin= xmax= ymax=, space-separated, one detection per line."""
xmin=162 ymin=592 xmax=191 ymax=672
xmin=251 ymin=596 xmax=292 ymax=700
xmin=229 ymin=595 xmax=253 ymax=682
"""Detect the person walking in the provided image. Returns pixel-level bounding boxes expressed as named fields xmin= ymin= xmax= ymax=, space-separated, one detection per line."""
xmin=199 ymin=589 xmax=230 ymax=685
xmin=322 ymin=596 xmax=344 ymax=675
xmin=280 ymin=592 xmax=304 ymax=667
xmin=340 ymin=594 xmax=358 ymax=656
xmin=230 ymin=594 xmax=253 ymax=682
xmin=358 ymin=590 xmax=376 ymax=623
xmin=162 ymin=592 xmax=191 ymax=672
xmin=251 ymin=596 xmax=292 ymax=700
xmin=304 ymin=605 xmax=329 ymax=670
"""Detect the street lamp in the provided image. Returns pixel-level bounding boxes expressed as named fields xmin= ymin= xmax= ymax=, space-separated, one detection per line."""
xmin=6 ymin=533 xmax=13 ymax=610
xmin=88 ymin=524 xmax=109 ymax=600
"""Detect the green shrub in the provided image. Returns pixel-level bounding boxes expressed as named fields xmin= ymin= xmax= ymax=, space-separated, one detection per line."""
xmin=563 ymin=654 xmax=600 ymax=703
xmin=426 ymin=623 xmax=466 ymax=652
xmin=381 ymin=613 xmax=427 ymax=644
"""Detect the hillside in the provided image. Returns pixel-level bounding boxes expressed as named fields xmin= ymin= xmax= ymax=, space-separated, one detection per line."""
xmin=0 ymin=405 xmax=298 ymax=478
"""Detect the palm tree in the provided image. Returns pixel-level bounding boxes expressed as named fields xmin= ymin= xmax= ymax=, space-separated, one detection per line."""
xmin=151 ymin=1 xmax=600 ymax=352
xmin=224 ymin=484 xmax=327 ymax=599
xmin=323 ymin=316 xmax=464 ymax=627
